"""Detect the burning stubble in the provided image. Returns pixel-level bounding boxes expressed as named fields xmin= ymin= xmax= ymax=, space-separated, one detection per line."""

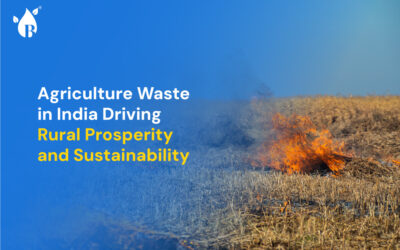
xmin=252 ymin=113 xmax=350 ymax=175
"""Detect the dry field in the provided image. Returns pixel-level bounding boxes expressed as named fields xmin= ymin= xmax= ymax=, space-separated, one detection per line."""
xmin=236 ymin=96 xmax=400 ymax=249
xmin=49 ymin=96 xmax=400 ymax=249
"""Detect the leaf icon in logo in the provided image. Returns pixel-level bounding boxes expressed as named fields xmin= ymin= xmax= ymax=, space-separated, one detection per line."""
xmin=32 ymin=8 xmax=39 ymax=15
xmin=13 ymin=16 xmax=19 ymax=23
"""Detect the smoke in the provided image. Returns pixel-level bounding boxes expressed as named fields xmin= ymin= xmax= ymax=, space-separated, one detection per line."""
xmin=218 ymin=51 xmax=272 ymax=100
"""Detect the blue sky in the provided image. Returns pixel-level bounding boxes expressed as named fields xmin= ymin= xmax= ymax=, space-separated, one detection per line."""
xmin=4 ymin=0 xmax=400 ymax=99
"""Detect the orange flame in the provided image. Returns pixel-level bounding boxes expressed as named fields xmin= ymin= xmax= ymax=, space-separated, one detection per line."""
xmin=252 ymin=113 xmax=347 ymax=174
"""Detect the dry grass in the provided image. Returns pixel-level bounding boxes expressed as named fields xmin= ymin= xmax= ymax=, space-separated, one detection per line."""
xmin=227 ymin=171 xmax=400 ymax=249
xmin=71 ymin=166 xmax=400 ymax=249
xmin=51 ymin=96 xmax=400 ymax=249
xmin=252 ymin=96 xmax=400 ymax=159
xmin=231 ymin=96 xmax=400 ymax=249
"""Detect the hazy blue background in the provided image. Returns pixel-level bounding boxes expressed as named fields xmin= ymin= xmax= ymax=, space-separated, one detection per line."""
xmin=4 ymin=0 xmax=400 ymax=99
xmin=2 ymin=0 xmax=400 ymax=249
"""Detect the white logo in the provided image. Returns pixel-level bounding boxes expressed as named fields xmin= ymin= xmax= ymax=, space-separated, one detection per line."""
xmin=13 ymin=7 xmax=40 ymax=38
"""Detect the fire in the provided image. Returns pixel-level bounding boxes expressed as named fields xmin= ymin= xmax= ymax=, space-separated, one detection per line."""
xmin=252 ymin=113 xmax=347 ymax=174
